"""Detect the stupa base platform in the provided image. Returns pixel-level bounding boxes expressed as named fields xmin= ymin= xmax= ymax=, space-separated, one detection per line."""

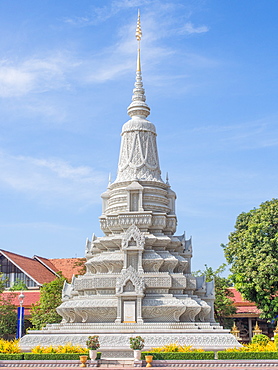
xmin=20 ymin=322 xmax=241 ymax=355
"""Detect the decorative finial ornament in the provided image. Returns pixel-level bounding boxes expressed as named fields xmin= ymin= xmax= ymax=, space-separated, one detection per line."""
xmin=136 ymin=9 xmax=142 ymax=72
xmin=136 ymin=9 xmax=142 ymax=41
xmin=108 ymin=173 xmax=111 ymax=187
xmin=230 ymin=321 xmax=241 ymax=340
xmin=252 ymin=321 xmax=262 ymax=336
xmin=166 ymin=172 xmax=169 ymax=185
xmin=127 ymin=10 xmax=150 ymax=118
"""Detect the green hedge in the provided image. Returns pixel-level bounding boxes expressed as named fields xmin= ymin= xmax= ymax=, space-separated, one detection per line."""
xmin=0 ymin=353 xmax=24 ymax=360
xmin=23 ymin=352 xmax=101 ymax=360
xmin=218 ymin=351 xmax=278 ymax=360
xmin=141 ymin=351 xmax=215 ymax=360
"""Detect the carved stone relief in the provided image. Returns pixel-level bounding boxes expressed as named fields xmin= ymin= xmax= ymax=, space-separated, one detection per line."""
xmin=179 ymin=297 xmax=202 ymax=322
xmin=142 ymin=297 xmax=186 ymax=322
xmin=116 ymin=266 xmax=145 ymax=295
xmin=144 ymin=276 xmax=171 ymax=288
xmin=193 ymin=297 xmax=211 ymax=322
xmin=156 ymin=251 xmax=178 ymax=273
xmin=116 ymin=125 xmax=162 ymax=183
xmin=122 ymin=224 xmax=145 ymax=250
xmin=142 ymin=250 xmax=163 ymax=272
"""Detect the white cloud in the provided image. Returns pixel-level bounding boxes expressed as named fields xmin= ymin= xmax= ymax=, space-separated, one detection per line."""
xmin=203 ymin=116 xmax=278 ymax=150
xmin=0 ymin=151 xmax=106 ymax=206
xmin=0 ymin=63 xmax=34 ymax=97
xmin=178 ymin=22 xmax=209 ymax=35
xmin=22 ymin=100 xmax=69 ymax=123
xmin=163 ymin=115 xmax=278 ymax=151
xmin=64 ymin=0 xmax=151 ymax=26
xmin=0 ymin=54 xmax=77 ymax=98
xmin=64 ymin=0 xmax=209 ymax=41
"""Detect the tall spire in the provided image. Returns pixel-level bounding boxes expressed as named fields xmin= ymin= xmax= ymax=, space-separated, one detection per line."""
xmin=116 ymin=10 xmax=161 ymax=183
xmin=127 ymin=10 xmax=150 ymax=119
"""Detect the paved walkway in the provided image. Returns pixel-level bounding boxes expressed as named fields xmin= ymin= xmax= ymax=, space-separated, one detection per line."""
xmin=0 ymin=364 xmax=278 ymax=370
xmin=1 ymin=359 xmax=278 ymax=369
xmin=1 ymin=366 xmax=278 ymax=369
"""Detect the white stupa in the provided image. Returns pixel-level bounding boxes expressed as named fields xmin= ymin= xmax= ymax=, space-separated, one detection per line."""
xmin=20 ymin=12 xmax=240 ymax=356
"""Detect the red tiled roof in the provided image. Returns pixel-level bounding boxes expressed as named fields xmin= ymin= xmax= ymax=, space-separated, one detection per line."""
xmin=228 ymin=287 xmax=261 ymax=315
xmin=49 ymin=258 xmax=84 ymax=281
xmin=33 ymin=255 xmax=60 ymax=274
xmin=236 ymin=305 xmax=261 ymax=314
xmin=0 ymin=250 xmax=57 ymax=286
xmin=1 ymin=291 xmax=40 ymax=315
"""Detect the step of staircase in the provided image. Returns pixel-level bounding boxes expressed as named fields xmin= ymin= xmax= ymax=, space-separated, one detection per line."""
xmin=99 ymin=358 xmax=137 ymax=367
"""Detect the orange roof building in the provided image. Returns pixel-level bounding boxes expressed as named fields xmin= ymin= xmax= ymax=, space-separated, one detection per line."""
xmin=0 ymin=249 xmax=85 ymax=320
xmin=0 ymin=249 xmax=83 ymax=289
xmin=229 ymin=287 xmax=261 ymax=317
xmin=227 ymin=287 xmax=273 ymax=342
xmin=0 ymin=249 xmax=58 ymax=289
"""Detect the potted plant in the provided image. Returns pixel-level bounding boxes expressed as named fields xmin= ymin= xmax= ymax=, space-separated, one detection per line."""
xmin=130 ymin=336 xmax=144 ymax=360
xmin=86 ymin=335 xmax=100 ymax=360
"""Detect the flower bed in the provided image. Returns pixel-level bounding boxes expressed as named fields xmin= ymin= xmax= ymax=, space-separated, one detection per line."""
xmin=149 ymin=343 xmax=205 ymax=353
xmin=0 ymin=339 xmax=20 ymax=354
xmin=31 ymin=344 xmax=88 ymax=354
xmin=23 ymin=352 xmax=101 ymax=360
xmin=218 ymin=351 xmax=278 ymax=360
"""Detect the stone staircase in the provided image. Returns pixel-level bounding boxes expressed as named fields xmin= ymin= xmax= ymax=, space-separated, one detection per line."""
xmin=99 ymin=358 xmax=139 ymax=368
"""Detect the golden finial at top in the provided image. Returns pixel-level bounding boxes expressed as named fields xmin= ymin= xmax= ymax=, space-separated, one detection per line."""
xmin=136 ymin=9 xmax=142 ymax=72
xmin=136 ymin=9 xmax=142 ymax=41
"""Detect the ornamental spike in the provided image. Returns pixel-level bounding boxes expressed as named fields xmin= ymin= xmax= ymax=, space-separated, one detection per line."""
xmin=127 ymin=10 xmax=150 ymax=118
xmin=136 ymin=9 xmax=142 ymax=41
xmin=136 ymin=9 xmax=142 ymax=72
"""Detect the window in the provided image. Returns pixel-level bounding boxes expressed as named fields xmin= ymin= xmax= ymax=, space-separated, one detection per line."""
xmin=130 ymin=192 xmax=139 ymax=211
xmin=0 ymin=255 xmax=38 ymax=288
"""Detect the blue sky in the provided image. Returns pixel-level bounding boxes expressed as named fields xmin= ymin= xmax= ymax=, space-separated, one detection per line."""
xmin=0 ymin=0 xmax=277 ymax=273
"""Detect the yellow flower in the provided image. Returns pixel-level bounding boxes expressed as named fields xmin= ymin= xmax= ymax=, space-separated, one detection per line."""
xmin=224 ymin=341 xmax=277 ymax=353
xmin=0 ymin=339 xmax=21 ymax=354
xmin=150 ymin=343 xmax=204 ymax=353
xmin=30 ymin=343 xmax=87 ymax=354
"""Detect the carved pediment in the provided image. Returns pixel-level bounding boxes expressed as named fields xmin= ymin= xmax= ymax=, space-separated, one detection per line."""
xmin=122 ymin=224 xmax=145 ymax=250
xmin=116 ymin=266 xmax=145 ymax=295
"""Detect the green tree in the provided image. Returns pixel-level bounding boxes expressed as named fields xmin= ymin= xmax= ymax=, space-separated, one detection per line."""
xmin=193 ymin=264 xmax=236 ymax=328
xmin=223 ymin=198 xmax=278 ymax=320
xmin=9 ymin=279 xmax=28 ymax=291
xmin=0 ymin=274 xmax=17 ymax=338
xmin=30 ymin=275 xmax=66 ymax=330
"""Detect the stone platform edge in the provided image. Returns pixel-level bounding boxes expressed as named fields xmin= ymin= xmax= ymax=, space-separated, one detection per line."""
xmin=1 ymin=359 xmax=278 ymax=367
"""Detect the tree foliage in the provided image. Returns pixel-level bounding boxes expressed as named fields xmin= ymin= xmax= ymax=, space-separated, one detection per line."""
xmin=223 ymin=198 xmax=278 ymax=320
xmin=9 ymin=279 xmax=28 ymax=291
xmin=30 ymin=275 xmax=66 ymax=330
xmin=73 ymin=258 xmax=86 ymax=275
xmin=193 ymin=264 xmax=236 ymax=328
xmin=0 ymin=274 xmax=17 ymax=338
xmin=0 ymin=275 xmax=5 ymax=292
